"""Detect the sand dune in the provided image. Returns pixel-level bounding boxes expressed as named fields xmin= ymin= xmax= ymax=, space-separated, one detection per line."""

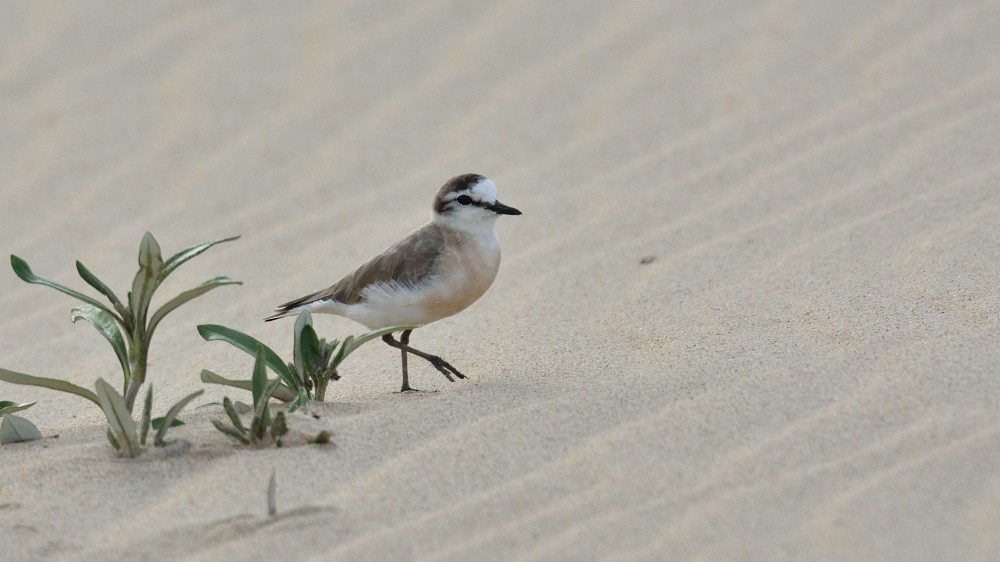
xmin=2 ymin=1 xmax=998 ymax=560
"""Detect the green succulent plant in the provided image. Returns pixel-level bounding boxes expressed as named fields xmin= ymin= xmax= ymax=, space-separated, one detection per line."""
xmin=199 ymin=311 xmax=412 ymax=410
xmin=211 ymin=345 xmax=291 ymax=447
xmin=0 ymin=232 xmax=239 ymax=456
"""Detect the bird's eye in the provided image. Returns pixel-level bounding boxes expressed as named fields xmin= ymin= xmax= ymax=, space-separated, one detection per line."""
xmin=456 ymin=195 xmax=473 ymax=205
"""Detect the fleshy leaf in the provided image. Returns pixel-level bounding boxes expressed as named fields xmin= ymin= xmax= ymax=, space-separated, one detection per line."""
xmin=292 ymin=312 xmax=312 ymax=386
xmin=0 ymin=415 xmax=42 ymax=443
xmin=251 ymin=345 xmax=270 ymax=427
xmin=0 ymin=400 xmax=36 ymax=417
xmin=212 ymin=419 xmax=250 ymax=444
xmin=197 ymin=325 xmax=296 ymax=388
xmin=140 ymin=385 xmax=153 ymax=445
xmin=11 ymin=255 xmax=119 ymax=318
xmin=288 ymin=387 xmax=309 ymax=413
xmin=223 ymin=396 xmax=247 ymax=433
xmin=154 ymin=389 xmax=203 ymax=446
xmin=199 ymin=369 xmax=297 ymax=402
xmin=146 ymin=277 xmax=242 ymax=338
xmin=151 ymin=417 xmax=185 ymax=430
xmin=0 ymin=368 xmax=100 ymax=406
xmin=76 ymin=261 xmax=130 ymax=321
xmin=95 ymin=378 xmax=140 ymax=457
xmin=130 ymin=232 xmax=164 ymax=329
xmin=106 ymin=428 xmax=122 ymax=451
xmin=161 ymin=235 xmax=240 ymax=282
xmin=71 ymin=304 xmax=130 ymax=387
xmin=300 ymin=325 xmax=322 ymax=378
xmin=252 ymin=378 xmax=283 ymax=441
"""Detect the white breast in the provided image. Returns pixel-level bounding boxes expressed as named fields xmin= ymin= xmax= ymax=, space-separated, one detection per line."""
xmin=420 ymin=226 xmax=501 ymax=323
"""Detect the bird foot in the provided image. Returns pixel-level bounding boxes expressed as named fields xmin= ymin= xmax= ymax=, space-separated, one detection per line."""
xmin=427 ymin=355 xmax=466 ymax=382
xmin=398 ymin=386 xmax=438 ymax=394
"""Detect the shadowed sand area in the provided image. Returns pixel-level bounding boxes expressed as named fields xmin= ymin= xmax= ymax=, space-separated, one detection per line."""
xmin=1 ymin=2 xmax=999 ymax=560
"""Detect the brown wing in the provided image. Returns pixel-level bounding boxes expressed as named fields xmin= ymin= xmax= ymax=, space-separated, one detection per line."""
xmin=271 ymin=224 xmax=445 ymax=313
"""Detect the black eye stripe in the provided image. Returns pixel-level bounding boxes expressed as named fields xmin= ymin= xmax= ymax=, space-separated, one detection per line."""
xmin=448 ymin=193 xmax=495 ymax=212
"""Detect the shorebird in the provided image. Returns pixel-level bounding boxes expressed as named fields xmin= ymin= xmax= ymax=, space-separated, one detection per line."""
xmin=265 ymin=173 xmax=521 ymax=392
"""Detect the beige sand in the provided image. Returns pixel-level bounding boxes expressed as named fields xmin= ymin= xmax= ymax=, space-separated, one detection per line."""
xmin=2 ymin=2 xmax=999 ymax=560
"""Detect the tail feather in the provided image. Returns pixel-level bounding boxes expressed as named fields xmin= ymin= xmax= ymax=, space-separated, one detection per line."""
xmin=263 ymin=309 xmax=291 ymax=322
xmin=264 ymin=292 xmax=322 ymax=322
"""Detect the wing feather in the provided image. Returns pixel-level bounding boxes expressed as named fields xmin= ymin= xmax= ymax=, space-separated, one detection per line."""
xmin=267 ymin=224 xmax=445 ymax=319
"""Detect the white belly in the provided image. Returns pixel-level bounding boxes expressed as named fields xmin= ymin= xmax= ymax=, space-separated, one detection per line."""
xmin=312 ymin=231 xmax=502 ymax=329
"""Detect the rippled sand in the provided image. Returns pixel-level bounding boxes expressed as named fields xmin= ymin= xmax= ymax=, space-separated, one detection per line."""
xmin=1 ymin=2 xmax=998 ymax=560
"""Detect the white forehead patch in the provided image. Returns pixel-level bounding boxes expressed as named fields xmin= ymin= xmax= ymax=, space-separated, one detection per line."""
xmin=470 ymin=177 xmax=498 ymax=203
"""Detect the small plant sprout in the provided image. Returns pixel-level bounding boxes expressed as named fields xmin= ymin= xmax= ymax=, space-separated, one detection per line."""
xmin=97 ymin=380 xmax=203 ymax=458
xmin=268 ymin=469 xmax=278 ymax=517
xmin=4 ymin=232 xmax=240 ymax=411
xmin=0 ymin=400 xmax=42 ymax=444
xmin=212 ymin=345 xmax=288 ymax=446
xmin=199 ymin=311 xmax=411 ymax=410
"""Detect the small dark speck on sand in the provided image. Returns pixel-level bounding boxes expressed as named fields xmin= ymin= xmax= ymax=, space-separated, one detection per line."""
xmin=640 ymin=255 xmax=656 ymax=265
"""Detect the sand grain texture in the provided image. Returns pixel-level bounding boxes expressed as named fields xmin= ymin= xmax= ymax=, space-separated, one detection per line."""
xmin=1 ymin=2 xmax=999 ymax=560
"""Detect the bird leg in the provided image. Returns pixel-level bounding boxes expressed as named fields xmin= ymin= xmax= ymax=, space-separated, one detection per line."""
xmin=382 ymin=330 xmax=466 ymax=392
xmin=399 ymin=330 xmax=411 ymax=392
